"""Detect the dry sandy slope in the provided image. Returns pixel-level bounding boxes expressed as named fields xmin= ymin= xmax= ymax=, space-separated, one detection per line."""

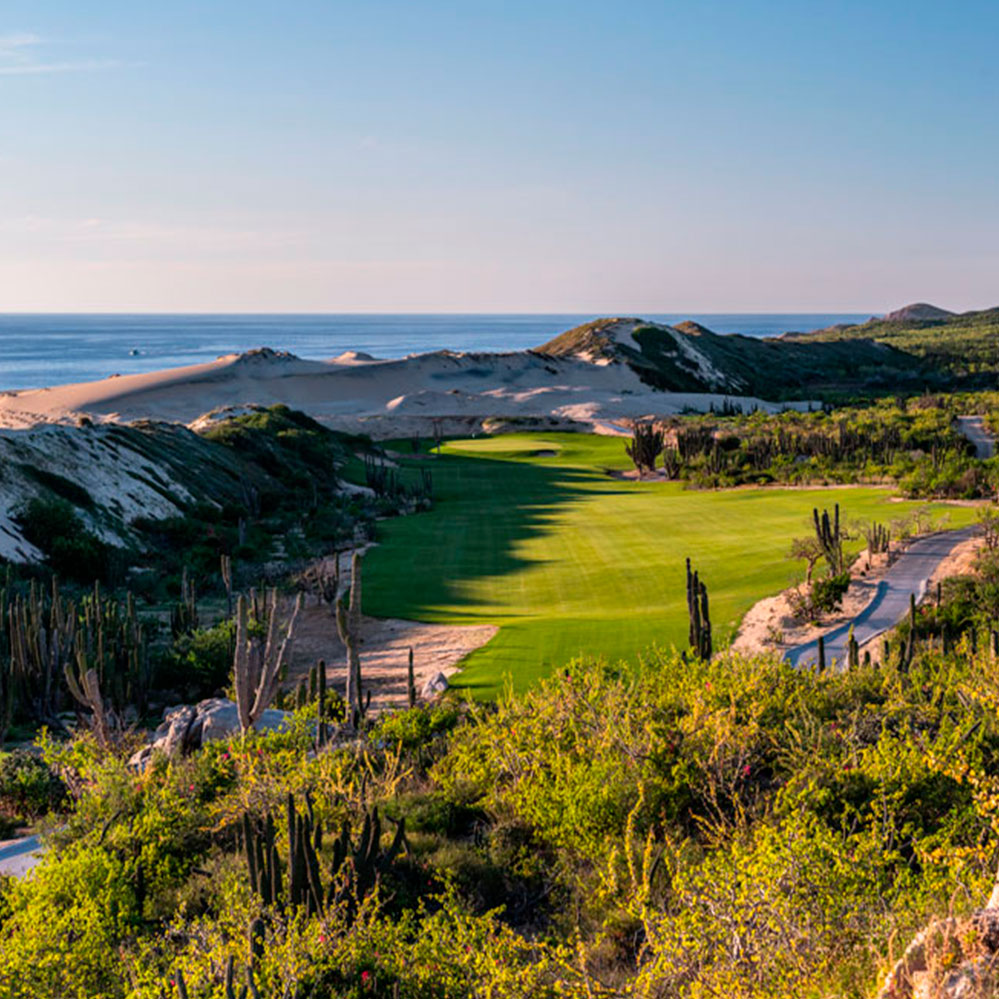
xmin=0 ymin=346 xmax=809 ymax=437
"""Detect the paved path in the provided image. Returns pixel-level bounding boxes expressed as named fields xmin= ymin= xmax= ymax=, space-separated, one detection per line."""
xmin=0 ymin=834 xmax=43 ymax=878
xmin=786 ymin=526 xmax=980 ymax=669
xmin=956 ymin=416 xmax=995 ymax=458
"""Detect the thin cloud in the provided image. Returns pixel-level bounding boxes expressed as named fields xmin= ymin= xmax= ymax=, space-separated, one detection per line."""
xmin=0 ymin=31 xmax=130 ymax=76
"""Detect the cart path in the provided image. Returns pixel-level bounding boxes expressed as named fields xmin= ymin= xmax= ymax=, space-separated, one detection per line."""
xmin=0 ymin=834 xmax=43 ymax=878
xmin=785 ymin=526 xmax=980 ymax=669
xmin=956 ymin=416 xmax=995 ymax=459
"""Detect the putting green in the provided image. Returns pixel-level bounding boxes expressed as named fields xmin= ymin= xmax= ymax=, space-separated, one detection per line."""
xmin=363 ymin=434 xmax=976 ymax=695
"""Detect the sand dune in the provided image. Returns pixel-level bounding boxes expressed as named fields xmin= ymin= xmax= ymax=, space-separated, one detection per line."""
xmin=0 ymin=344 xmax=808 ymax=437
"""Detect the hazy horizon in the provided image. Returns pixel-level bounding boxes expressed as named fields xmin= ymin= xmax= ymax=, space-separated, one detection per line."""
xmin=3 ymin=1 xmax=997 ymax=312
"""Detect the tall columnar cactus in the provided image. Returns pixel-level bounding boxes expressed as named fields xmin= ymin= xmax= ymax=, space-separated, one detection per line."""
xmin=847 ymin=626 xmax=859 ymax=668
xmin=314 ymin=659 xmax=329 ymax=750
xmin=813 ymin=503 xmax=844 ymax=575
xmin=407 ymin=647 xmax=416 ymax=709
xmin=221 ymin=553 xmax=233 ymax=619
xmin=233 ymin=590 xmax=302 ymax=735
xmin=897 ymin=592 xmax=917 ymax=671
xmin=336 ymin=553 xmax=364 ymax=718
xmin=685 ymin=558 xmax=712 ymax=660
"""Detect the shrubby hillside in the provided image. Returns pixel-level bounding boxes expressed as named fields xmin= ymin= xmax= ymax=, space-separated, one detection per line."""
xmin=1 ymin=640 xmax=998 ymax=997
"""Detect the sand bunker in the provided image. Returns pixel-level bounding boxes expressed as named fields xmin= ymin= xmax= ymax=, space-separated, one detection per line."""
xmin=290 ymin=602 xmax=497 ymax=711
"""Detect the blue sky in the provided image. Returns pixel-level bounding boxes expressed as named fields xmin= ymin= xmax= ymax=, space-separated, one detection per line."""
xmin=0 ymin=0 xmax=996 ymax=312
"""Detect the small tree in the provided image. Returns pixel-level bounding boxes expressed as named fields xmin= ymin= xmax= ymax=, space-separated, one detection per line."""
xmin=980 ymin=505 xmax=999 ymax=551
xmin=788 ymin=536 xmax=824 ymax=588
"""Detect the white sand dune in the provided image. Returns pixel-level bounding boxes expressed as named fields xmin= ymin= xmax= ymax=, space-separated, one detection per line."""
xmin=0 ymin=345 xmax=807 ymax=437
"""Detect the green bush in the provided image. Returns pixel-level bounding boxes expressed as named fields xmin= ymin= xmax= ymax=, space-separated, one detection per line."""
xmin=0 ymin=751 xmax=65 ymax=825
xmin=15 ymin=497 xmax=113 ymax=583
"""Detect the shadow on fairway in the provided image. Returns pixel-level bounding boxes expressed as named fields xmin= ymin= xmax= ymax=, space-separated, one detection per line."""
xmin=362 ymin=450 xmax=602 ymax=621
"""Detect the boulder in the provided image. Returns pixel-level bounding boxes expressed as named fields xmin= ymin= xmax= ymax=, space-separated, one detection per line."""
xmin=129 ymin=698 xmax=295 ymax=770
xmin=421 ymin=671 xmax=449 ymax=699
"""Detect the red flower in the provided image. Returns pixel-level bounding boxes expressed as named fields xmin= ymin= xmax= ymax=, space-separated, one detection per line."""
xmin=742 ymin=764 xmax=751 ymax=777
xmin=361 ymin=970 xmax=371 ymax=985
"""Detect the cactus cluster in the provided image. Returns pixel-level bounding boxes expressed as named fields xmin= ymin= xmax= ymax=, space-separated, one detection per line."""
xmin=0 ymin=576 xmax=147 ymax=743
xmin=170 ymin=567 xmax=199 ymax=639
xmin=242 ymin=793 xmax=405 ymax=918
xmin=625 ymin=422 xmax=665 ymax=476
xmin=294 ymin=660 xmax=334 ymax=750
xmin=865 ymin=521 xmax=891 ymax=555
xmin=813 ymin=503 xmax=844 ymax=575
xmin=685 ymin=558 xmax=712 ymax=660
xmin=364 ymin=455 xmax=433 ymax=504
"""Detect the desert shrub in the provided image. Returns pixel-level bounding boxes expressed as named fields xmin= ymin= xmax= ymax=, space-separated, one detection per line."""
xmin=811 ymin=571 xmax=851 ymax=614
xmin=0 ymin=751 xmax=65 ymax=825
xmin=160 ymin=619 xmax=236 ymax=698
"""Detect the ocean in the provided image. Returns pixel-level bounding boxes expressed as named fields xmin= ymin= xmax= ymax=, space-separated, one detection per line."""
xmin=0 ymin=313 xmax=873 ymax=391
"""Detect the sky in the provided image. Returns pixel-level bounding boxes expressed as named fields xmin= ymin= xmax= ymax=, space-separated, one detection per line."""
xmin=0 ymin=0 xmax=997 ymax=313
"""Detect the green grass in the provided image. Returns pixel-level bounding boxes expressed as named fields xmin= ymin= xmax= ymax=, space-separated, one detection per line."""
xmin=364 ymin=433 xmax=977 ymax=695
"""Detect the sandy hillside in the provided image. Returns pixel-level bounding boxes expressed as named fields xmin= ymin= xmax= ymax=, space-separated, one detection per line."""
xmin=0 ymin=342 xmax=810 ymax=437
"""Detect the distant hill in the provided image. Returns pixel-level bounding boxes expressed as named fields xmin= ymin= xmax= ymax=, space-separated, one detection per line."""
xmin=537 ymin=316 xmax=925 ymax=399
xmin=786 ymin=304 xmax=999 ymax=385
xmin=884 ymin=302 xmax=955 ymax=322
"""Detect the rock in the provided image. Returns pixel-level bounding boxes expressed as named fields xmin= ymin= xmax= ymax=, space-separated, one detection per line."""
xmin=151 ymin=704 xmax=198 ymax=757
xmin=877 ymin=909 xmax=999 ymax=998
xmin=421 ymin=671 xmax=449 ymax=699
xmin=129 ymin=698 xmax=295 ymax=770
xmin=197 ymin=700 xmax=291 ymax=744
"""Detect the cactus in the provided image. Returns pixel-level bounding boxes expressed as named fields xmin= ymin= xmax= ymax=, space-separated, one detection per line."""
xmin=685 ymin=559 xmax=712 ymax=660
xmin=661 ymin=447 xmax=681 ymax=480
xmin=864 ymin=520 xmax=891 ymax=555
xmin=847 ymin=626 xmax=859 ymax=668
xmin=242 ymin=794 xmax=405 ymax=920
xmin=625 ymin=422 xmax=665 ymax=477
xmin=78 ymin=583 xmax=149 ymax=716
xmin=813 ymin=504 xmax=844 ymax=575
xmin=896 ymin=593 xmax=917 ymax=671
xmin=221 ymin=553 xmax=233 ymax=619
xmin=232 ymin=590 xmax=301 ymax=735
xmin=817 ymin=634 xmax=826 ymax=672
xmin=407 ymin=647 xmax=416 ymax=709
xmin=170 ymin=567 xmax=199 ymax=639
xmin=7 ymin=578 xmax=76 ymax=724
xmin=336 ymin=553 xmax=364 ymax=719
xmin=315 ymin=659 xmax=329 ymax=750
xmin=64 ymin=656 xmax=112 ymax=747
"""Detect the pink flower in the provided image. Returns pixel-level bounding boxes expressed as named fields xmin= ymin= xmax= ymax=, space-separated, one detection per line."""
xmin=188 ymin=784 xmax=195 ymax=791
xmin=742 ymin=764 xmax=751 ymax=777
xmin=361 ymin=970 xmax=371 ymax=985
